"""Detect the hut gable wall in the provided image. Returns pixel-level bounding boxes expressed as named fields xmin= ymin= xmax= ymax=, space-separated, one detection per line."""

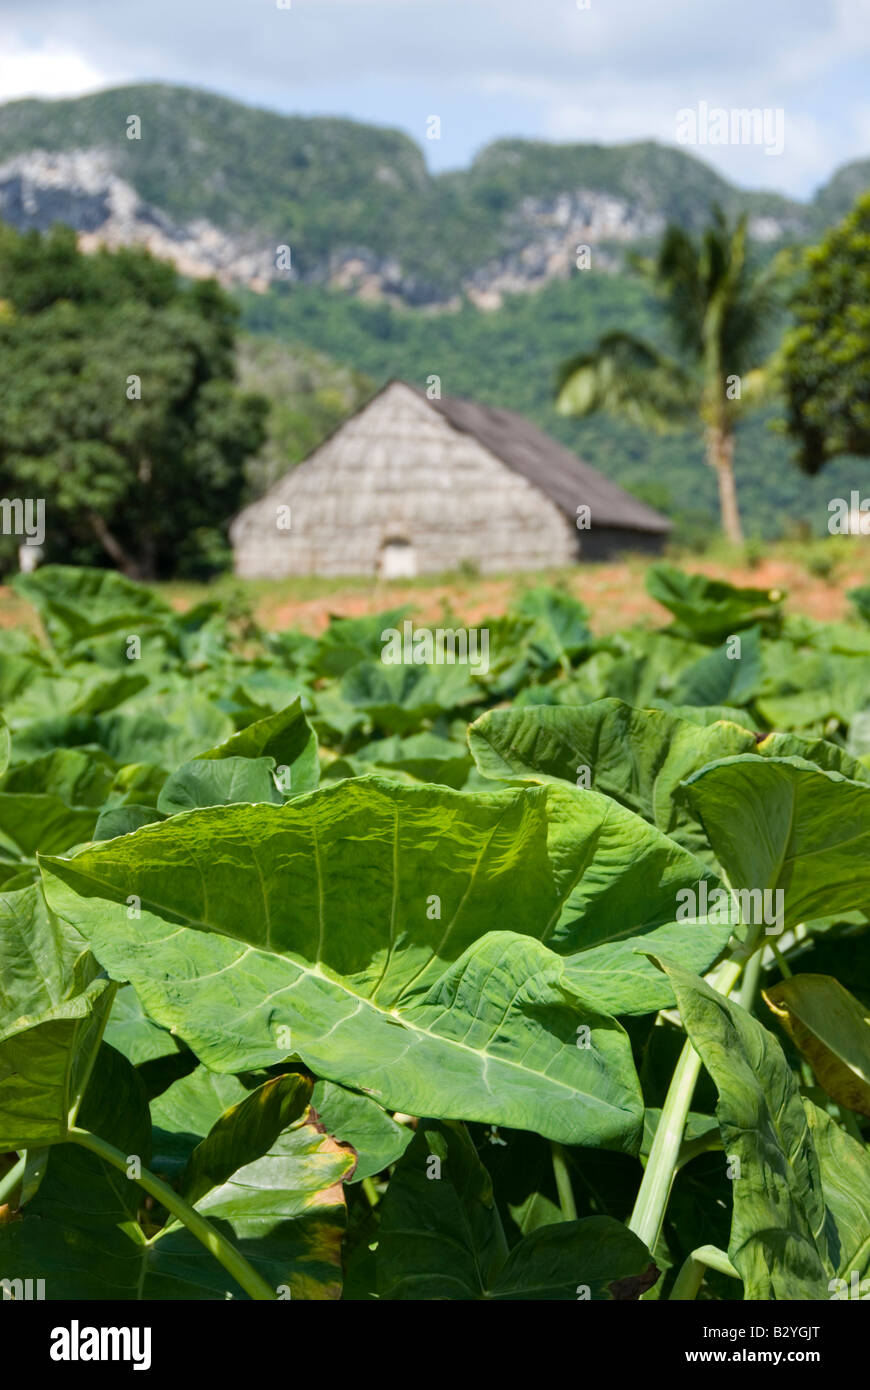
xmin=231 ymin=381 xmax=578 ymax=577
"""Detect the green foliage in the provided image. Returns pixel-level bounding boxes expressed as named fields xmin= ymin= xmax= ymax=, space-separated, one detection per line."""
xmin=0 ymin=225 xmax=267 ymax=578
xmin=556 ymin=209 xmax=781 ymax=541
xmin=0 ymin=562 xmax=868 ymax=1300
xmin=779 ymin=191 xmax=870 ymax=472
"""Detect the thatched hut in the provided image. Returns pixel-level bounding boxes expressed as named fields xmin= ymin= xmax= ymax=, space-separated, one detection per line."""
xmin=230 ymin=380 xmax=670 ymax=577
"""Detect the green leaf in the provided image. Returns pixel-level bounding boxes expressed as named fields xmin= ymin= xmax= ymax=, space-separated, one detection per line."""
xmin=11 ymin=701 xmax=233 ymax=769
xmin=533 ymin=780 xmax=731 ymax=1014
xmin=652 ymin=955 xmax=833 ymax=1299
xmin=763 ymin=974 xmax=870 ymax=1117
xmin=678 ymin=756 xmax=870 ymax=932
xmin=179 ymin=1072 xmax=314 ymax=1205
xmin=758 ymin=730 xmax=870 ymax=782
xmin=512 ymin=588 xmax=591 ymax=667
xmin=0 ymin=1046 xmax=352 ymax=1300
xmin=310 ymin=1080 xmax=412 ymax=1182
xmin=12 ymin=565 xmax=176 ymax=652
xmin=194 ymin=695 xmax=319 ymax=795
xmin=1 ymin=747 xmax=117 ymax=807
xmin=804 ymin=1098 xmax=870 ymax=1289
xmin=645 ymin=564 xmax=783 ymax=643
xmin=377 ymin=1120 xmax=658 ymax=1300
xmin=376 ymin=1120 xmax=510 ymax=1299
xmin=348 ymin=731 xmax=472 ymax=789
xmin=157 ymin=756 xmax=283 ymax=814
xmin=104 ymin=984 xmax=185 ymax=1066
xmin=469 ymin=697 xmax=756 ymax=855
xmin=670 ymin=626 xmax=763 ymax=706
xmin=0 ymin=788 xmax=99 ymax=861
xmin=0 ymin=884 xmax=115 ymax=1148
xmin=0 ymin=715 xmax=10 ymax=778
xmin=41 ymin=779 xmax=643 ymax=1148
xmin=339 ymin=660 xmax=481 ymax=733
xmin=93 ymin=804 xmax=166 ymax=840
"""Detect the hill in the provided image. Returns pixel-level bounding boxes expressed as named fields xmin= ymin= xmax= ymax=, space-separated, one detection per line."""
xmin=0 ymin=82 xmax=861 ymax=305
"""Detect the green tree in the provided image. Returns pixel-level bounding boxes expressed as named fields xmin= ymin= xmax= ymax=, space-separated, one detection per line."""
xmin=0 ymin=225 xmax=267 ymax=578
xmin=554 ymin=208 xmax=775 ymax=543
xmin=779 ymin=191 xmax=870 ymax=474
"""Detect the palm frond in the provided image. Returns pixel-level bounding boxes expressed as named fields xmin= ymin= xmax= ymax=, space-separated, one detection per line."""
xmin=555 ymin=332 xmax=698 ymax=431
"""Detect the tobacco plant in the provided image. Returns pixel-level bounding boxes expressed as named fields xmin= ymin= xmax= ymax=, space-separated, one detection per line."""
xmin=0 ymin=563 xmax=868 ymax=1300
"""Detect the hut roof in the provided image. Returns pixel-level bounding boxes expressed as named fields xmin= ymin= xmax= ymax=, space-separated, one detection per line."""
xmin=409 ymin=384 xmax=671 ymax=534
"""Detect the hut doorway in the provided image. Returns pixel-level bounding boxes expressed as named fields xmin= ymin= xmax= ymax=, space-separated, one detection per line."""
xmin=379 ymin=537 xmax=417 ymax=580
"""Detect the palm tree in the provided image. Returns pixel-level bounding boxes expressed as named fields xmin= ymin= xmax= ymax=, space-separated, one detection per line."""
xmin=555 ymin=207 xmax=774 ymax=544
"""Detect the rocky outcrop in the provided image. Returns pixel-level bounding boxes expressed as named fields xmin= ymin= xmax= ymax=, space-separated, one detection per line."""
xmin=0 ymin=149 xmax=277 ymax=287
xmin=0 ymin=145 xmax=806 ymax=309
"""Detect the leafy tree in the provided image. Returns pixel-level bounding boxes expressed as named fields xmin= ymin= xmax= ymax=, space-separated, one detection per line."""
xmin=554 ymin=208 xmax=776 ymax=543
xmin=0 ymin=225 xmax=267 ymax=578
xmin=779 ymin=192 xmax=870 ymax=473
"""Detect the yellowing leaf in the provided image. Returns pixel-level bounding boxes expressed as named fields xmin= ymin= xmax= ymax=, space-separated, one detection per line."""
xmin=763 ymin=974 xmax=870 ymax=1118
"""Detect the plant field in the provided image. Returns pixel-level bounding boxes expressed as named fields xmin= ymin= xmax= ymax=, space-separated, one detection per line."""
xmin=1 ymin=561 xmax=869 ymax=1302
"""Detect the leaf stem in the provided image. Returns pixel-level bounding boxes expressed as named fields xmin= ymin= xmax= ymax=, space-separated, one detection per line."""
xmin=627 ymin=955 xmax=744 ymax=1252
xmin=770 ymin=940 xmax=793 ymax=979
xmin=0 ymin=1152 xmax=26 ymax=1208
xmin=670 ymin=1244 xmax=739 ymax=1300
xmin=551 ymin=1142 xmax=578 ymax=1221
xmin=68 ymin=1126 xmax=276 ymax=1301
xmin=361 ymin=1176 xmax=380 ymax=1207
xmin=736 ymin=948 xmax=763 ymax=1013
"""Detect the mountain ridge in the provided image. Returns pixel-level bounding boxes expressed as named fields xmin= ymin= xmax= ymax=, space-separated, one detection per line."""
xmin=1 ymin=82 xmax=865 ymax=306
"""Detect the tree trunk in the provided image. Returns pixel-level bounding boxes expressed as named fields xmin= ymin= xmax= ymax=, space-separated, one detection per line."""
xmin=87 ymin=511 xmax=142 ymax=578
xmin=705 ymin=425 xmax=743 ymax=544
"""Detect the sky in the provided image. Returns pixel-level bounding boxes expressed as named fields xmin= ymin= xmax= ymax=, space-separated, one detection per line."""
xmin=1 ymin=0 xmax=869 ymax=199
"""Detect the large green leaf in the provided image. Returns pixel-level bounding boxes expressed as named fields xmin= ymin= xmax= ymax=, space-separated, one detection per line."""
xmin=669 ymin=626 xmax=763 ymax=707
xmin=376 ymin=1120 xmax=658 ymax=1300
xmin=12 ymin=565 xmax=177 ymax=652
xmin=653 ymin=955 xmax=834 ymax=1299
xmin=756 ymin=647 xmax=870 ymax=729
xmin=339 ymin=661 xmax=481 ymax=734
xmin=0 ymin=884 xmax=114 ymax=1148
xmin=9 ymin=702 xmax=234 ymax=769
xmin=0 ymin=792 xmax=98 ymax=858
xmin=469 ymin=698 xmax=756 ymax=855
xmin=678 ymin=756 xmax=870 ymax=931
xmin=41 ymin=779 xmax=644 ymax=1148
xmin=804 ymin=1099 xmax=870 ymax=1290
xmin=645 ymin=565 xmax=783 ymax=642
xmin=157 ymin=756 xmax=283 ymax=814
xmin=194 ymin=695 xmax=319 ymax=795
xmin=758 ymin=731 xmax=870 ymax=782
xmin=177 ymin=1072 xmax=313 ymax=1204
xmin=0 ymin=747 xmax=117 ymax=806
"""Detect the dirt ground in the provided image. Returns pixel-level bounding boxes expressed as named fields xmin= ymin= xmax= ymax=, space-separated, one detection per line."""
xmin=261 ymin=555 xmax=869 ymax=635
xmin=2 ymin=545 xmax=869 ymax=638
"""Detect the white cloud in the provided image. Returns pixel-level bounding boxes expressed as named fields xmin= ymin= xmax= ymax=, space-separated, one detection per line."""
xmin=0 ymin=0 xmax=867 ymax=196
xmin=0 ymin=34 xmax=108 ymax=104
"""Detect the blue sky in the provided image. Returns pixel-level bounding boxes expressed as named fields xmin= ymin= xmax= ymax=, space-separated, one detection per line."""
xmin=1 ymin=0 xmax=869 ymax=198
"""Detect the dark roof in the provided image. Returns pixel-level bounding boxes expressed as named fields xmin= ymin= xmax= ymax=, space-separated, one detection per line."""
xmin=408 ymin=383 xmax=671 ymax=534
